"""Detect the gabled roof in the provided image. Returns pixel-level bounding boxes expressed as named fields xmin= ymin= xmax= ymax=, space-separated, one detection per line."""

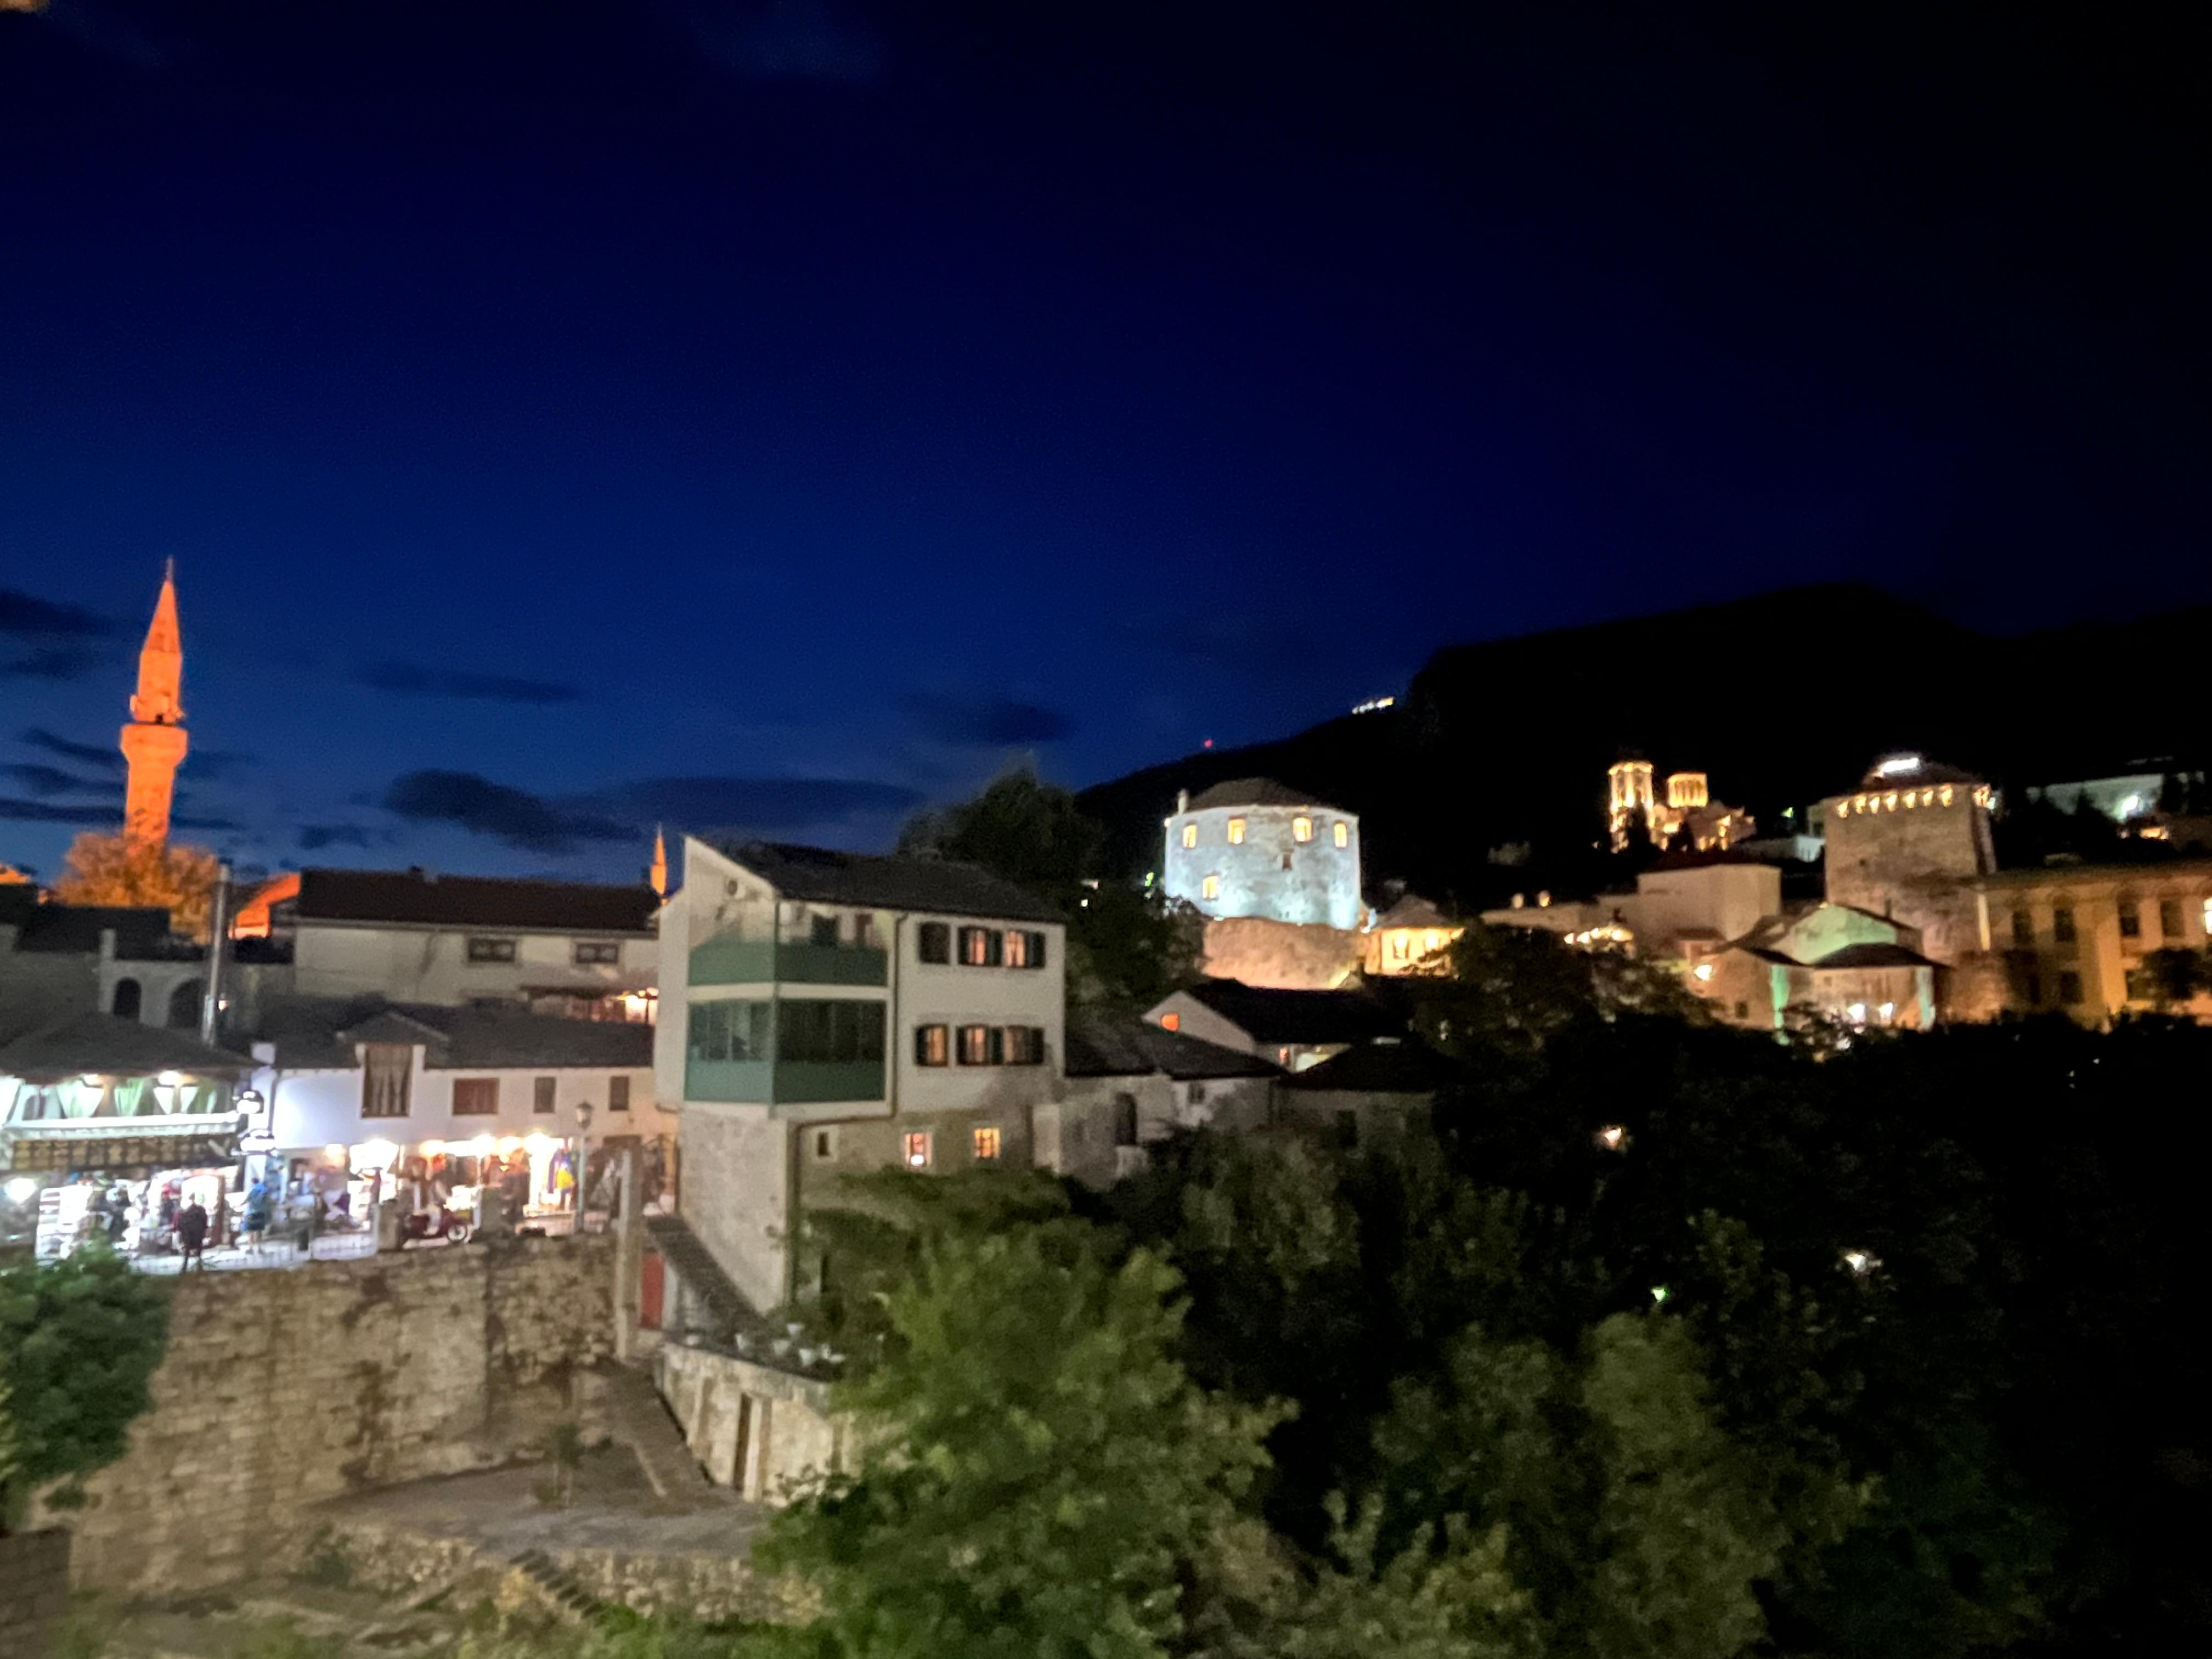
xmin=1373 ymin=893 xmax=1452 ymax=930
xmin=1282 ymin=1039 xmax=1457 ymax=1094
xmin=716 ymin=841 xmax=1062 ymax=924
xmin=0 ymin=1013 xmax=252 ymax=1081
xmin=251 ymin=997 xmax=654 ymax=1070
xmin=1169 ymin=979 xmax=1405 ymax=1045
xmin=1187 ymin=777 xmax=1346 ymax=814
xmin=1064 ymin=1011 xmax=1282 ymax=1081
xmin=294 ymin=869 xmax=658 ymax=933
xmin=1803 ymin=941 xmax=1939 ymax=972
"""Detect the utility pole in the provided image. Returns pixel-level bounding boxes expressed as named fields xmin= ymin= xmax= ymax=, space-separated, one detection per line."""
xmin=201 ymin=862 xmax=232 ymax=1045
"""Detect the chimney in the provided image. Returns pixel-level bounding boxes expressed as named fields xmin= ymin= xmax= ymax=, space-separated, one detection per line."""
xmin=1176 ymin=788 xmax=1189 ymax=813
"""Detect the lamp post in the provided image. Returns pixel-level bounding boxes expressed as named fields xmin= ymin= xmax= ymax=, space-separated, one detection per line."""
xmin=573 ymin=1101 xmax=594 ymax=1235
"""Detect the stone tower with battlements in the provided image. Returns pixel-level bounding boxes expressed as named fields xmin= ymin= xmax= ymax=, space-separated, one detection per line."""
xmin=119 ymin=562 xmax=188 ymax=849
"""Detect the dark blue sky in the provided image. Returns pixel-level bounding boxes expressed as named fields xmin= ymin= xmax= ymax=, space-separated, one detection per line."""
xmin=3 ymin=2 xmax=2204 ymax=883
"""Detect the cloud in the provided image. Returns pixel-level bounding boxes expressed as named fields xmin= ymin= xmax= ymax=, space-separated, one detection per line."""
xmin=0 ymin=586 xmax=114 ymax=640
xmin=356 ymin=661 xmax=582 ymax=706
xmin=0 ymin=763 xmax=117 ymax=799
xmin=0 ymin=797 xmax=120 ymax=825
xmin=188 ymin=748 xmax=258 ymax=782
xmin=383 ymin=770 xmax=630 ymax=854
xmin=20 ymin=729 xmax=123 ymax=770
xmin=906 ymin=693 xmax=1073 ymax=747
xmin=298 ymin=823 xmax=381 ymax=851
xmin=1 ymin=646 xmax=108 ymax=681
xmin=579 ymin=776 xmax=925 ymax=832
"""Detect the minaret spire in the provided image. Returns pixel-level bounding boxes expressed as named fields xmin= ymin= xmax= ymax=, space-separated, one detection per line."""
xmin=649 ymin=825 xmax=669 ymax=898
xmin=120 ymin=563 xmax=189 ymax=849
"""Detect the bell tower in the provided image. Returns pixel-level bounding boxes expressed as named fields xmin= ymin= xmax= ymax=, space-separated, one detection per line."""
xmin=119 ymin=561 xmax=189 ymax=849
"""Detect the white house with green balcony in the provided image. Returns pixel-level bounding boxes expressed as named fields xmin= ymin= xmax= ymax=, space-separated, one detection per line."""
xmin=657 ymin=837 xmax=1065 ymax=1313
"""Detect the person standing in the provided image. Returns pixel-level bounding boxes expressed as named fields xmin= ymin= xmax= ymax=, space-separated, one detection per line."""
xmin=177 ymin=1197 xmax=208 ymax=1272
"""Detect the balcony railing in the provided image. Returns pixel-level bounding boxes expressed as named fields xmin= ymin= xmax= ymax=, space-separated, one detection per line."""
xmin=689 ymin=939 xmax=888 ymax=987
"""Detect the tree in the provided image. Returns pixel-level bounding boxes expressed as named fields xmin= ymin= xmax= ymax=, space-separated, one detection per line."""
xmin=50 ymin=831 xmax=219 ymax=941
xmin=2137 ymin=946 xmax=2208 ymax=1010
xmin=758 ymin=1224 xmax=1279 ymax=1659
xmin=0 ymin=1243 xmax=171 ymax=1524
xmin=900 ymin=768 xmax=1202 ymax=1008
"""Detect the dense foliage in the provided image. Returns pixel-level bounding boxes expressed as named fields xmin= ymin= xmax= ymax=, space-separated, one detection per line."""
xmin=0 ymin=1240 xmax=172 ymax=1522
xmin=899 ymin=766 xmax=1202 ymax=1007
xmin=51 ymin=831 xmax=221 ymax=941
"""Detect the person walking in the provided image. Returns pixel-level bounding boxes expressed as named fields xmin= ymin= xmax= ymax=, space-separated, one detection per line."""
xmin=177 ymin=1197 xmax=208 ymax=1272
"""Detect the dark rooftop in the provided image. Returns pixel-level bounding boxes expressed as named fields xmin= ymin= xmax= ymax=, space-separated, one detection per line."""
xmin=0 ymin=1013 xmax=252 ymax=1080
xmin=250 ymin=997 xmax=656 ymax=1070
xmin=716 ymin=840 xmax=1062 ymax=924
xmin=1804 ymin=941 xmax=1940 ymax=972
xmin=1186 ymin=777 xmax=1346 ymax=814
xmin=294 ymin=869 xmax=659 ymax=934
xmin=0 ymin=887 xmax=177 ymax=956
xmin=1063 ymin=1011 xmax=1283 ymax=1081
xmin=1171 ymin=979 xmax=1406 ymax=1045
xmin=1282 ymin=1039 xmax=1457 ymax=1093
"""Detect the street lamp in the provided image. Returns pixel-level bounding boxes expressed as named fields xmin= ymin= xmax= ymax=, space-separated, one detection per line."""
xmin=573 ymin=1101 xmax=594 ymax=1234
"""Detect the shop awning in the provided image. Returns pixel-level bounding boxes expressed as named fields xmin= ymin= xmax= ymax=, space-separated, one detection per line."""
xmin=0 ymin=1012 xmax=252 ymax=1083
xmin=3 ymin=1118 xmax=243 ymax=1173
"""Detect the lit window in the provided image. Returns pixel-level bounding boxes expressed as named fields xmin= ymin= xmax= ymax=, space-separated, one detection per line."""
xmin=1227 ymin=817 xmax=1246 ymax=844
xmin=2204 ymin=896 xmax=2212 ymax=937
xmin=1003 ymin=929 xmax=1030 ymax=968
xmin=1391 ymin=935 xmax=1409 ymax=960
xmin=1181 ymin=823 xmax=1198 ymax=848
xmin=1201 ymin=874 xmax=1220 ymax=900
xmin=1333 ymin=821 xmax=1348 ymax=848
xmin=915 ymin=1024 xmax=949 ymax=1066
xmin=1159 ymin=1012 xmax=1180 ymax=1031
xmin=1692 ymin=962 xmax=1715 ymax=981
xmin=1003 ymin=1026 xmax=1045 ymax=1065
xmin=1277 ymin=1046 xmax=1293 ymax=1065
xmin=1293 ymin=816 xmax=1313 ymax=843
xmin=959 ymin=926 xmax=1001 ymax=966
xmin=957 ymin=1024 xmax=1000 ymax=1065
xmin=972 ymin=1126 xmax=1001 ymax=1161
xmin=1424 ymin=930 xmax=1441 ymax=951
xmin=902 ymin=1132 xmax=932 ymax=1169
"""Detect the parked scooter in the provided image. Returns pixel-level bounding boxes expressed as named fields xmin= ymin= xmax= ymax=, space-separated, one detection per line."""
xmin=399 ymin=1204 xmax=475 ymax=1246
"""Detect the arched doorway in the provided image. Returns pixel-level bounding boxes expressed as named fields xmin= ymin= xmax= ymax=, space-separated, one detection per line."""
xmin=111 ymin=978 xmax=143 ymax=1020
xmin=166 ymin=979 xmax=204 ymax=1030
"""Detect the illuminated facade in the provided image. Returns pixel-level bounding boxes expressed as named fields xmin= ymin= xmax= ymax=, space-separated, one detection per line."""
xmin=1163 ymin=779 xmax=1363 ymax=932
xmin=1821 ymin=754 xmax=1995 ymax=965
xmin=1363 ymin=893 xmax=1463 ymax=975
xmin=1606 ymin=758 xmax=1752 ymax=852
xmin=119 ymin=562 xmax=188 ymax=850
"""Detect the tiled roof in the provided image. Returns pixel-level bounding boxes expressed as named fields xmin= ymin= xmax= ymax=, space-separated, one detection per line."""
xmin=0 ymin=1013 xmax=252 ymax=1080
xmin=294 ymin=869 xmax=658 ymax=933
xmin=1187 ymin=777 xmax=1346 ymax=814
xmin=1803 ymin=941 xmax=1938 ymax=971
xmin=716 ymin=841 xmax=1062 ymax=924
xmin=1063 ymin=1011 xmax=1282 ymax=1080
xmin=250 ymin=997 xmax=654 ymax=1070
xmin=0 ymin=890 xmax=176 ymax=956
xmin=1373 ymin=893 xmax=1452 ymax=930
xmin=1172 ymin=979 xmax=1405 ymax=1045
xmin=1282 ymin=1039 xmax=1456 ymax=1093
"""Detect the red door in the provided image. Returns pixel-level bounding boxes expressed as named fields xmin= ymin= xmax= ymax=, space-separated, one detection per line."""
xmin=639 ymin=1250 xmax=665 ymax=1330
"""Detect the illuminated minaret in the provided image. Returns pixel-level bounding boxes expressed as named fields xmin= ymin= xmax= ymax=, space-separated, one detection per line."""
xmin=119 ymin=561 xmax=188 ymax=850
xmin=649 ymin=825 xmax=669 ymax=898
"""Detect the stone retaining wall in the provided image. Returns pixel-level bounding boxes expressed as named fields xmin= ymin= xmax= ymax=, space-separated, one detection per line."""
xmin=52 ymin=1236 xmax=615 ymax=1596
xmin=0 ymin=1529 xmax=71 ymax=1659
xmin=654 ymin=1343 xmax=843 ymax=1503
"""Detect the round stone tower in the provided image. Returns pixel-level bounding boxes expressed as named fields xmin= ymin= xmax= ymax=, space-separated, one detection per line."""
xmin=1161 ymin=778 xmax=1363 ymax=931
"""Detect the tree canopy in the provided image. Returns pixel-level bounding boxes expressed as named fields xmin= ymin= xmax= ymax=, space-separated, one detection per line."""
xmin=51 ymin=831 xmax=220 ymax=941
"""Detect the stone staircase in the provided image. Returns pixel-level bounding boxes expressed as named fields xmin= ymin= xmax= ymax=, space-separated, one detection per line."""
xmin=597 ymin=1358 xmax=713 ymax=1500
xmin=508 ymin=1548 xmax=602 ymax=1621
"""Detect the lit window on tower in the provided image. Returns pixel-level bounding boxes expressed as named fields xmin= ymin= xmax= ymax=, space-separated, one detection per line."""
xmin=1333 ymin=821 xmax=1348 ymax=848
xmin=1201 ymin=874 xmax=1220 ymax=900
xmin=1181 ymin=822 xmax=1198 ymax=848
xmin=1293 ymin=816 xmax=1313 ymax=843
xmin=1227 ymin=817 xmax=1246 ymax=844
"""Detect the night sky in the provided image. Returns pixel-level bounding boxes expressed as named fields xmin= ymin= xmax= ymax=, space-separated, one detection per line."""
xmin=3 ymin=3 xmax=2204 ymax=884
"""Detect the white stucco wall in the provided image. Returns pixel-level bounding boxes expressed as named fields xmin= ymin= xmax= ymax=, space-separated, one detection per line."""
xmin=292 ymin=922 xmax=657 ymax=1005
xmin=262 ymin=1058 xmax=667 ymax=1151
xmin=1162 ymin=803 xmax=1362 ymax=931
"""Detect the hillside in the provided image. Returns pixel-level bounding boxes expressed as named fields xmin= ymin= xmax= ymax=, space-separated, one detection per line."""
xmin=1077 ymin=583 xmax=2212 ymax=909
